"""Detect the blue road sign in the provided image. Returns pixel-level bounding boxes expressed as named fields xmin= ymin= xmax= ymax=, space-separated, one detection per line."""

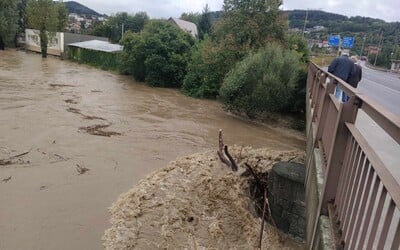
xmin=328 ymin=35 xmax=340 ymax=47
xmin=342 ymin=37 xmax=355 ymax=48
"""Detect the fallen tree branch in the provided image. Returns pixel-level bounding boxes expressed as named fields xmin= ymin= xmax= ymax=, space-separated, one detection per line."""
xmin=245 ymin=163 xmax=263 ymax=188
xmin=217 ymin=130 xmax=239 ymax=172
xmin=217 ymin=129 xmax=232 ymax=168
xmin=259 ymin=189 xmax=268 ymax=249
xmin=0 ymin=150 xmax=31 ymax=165
xmin=76 ymin=164 xmax=90 ymax=175
xmin=10 ymin=150 xmax=31 ymax=159
xmin=2 ymin=176 xmax=12 ymax=183
xmin=224 ymin=145 xmax=238 ymax=172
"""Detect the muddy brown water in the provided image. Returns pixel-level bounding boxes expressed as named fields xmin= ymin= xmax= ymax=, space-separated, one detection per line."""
xmin=0 ymin=50 xmax=305 ymax=249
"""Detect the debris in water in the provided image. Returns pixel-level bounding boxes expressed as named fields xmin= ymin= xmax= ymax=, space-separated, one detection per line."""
xmin=49 ymin=84 xmax=75 ymax=87
xmin=66 ymin=107 xmax=81 ymax=114
xmin=66 ymin=107 xmax=106 ymax=121
xmin=76 ymin=164 xmax=90 ymax=175
xmin=64 ymin=99 xmax=78 ymax=104
xmin=0 ymin=159 xmax=12 ymax=166
xmin=2 ymin=176 xmax=12 ymax=183
xmin=0 ymin=150 xmax=31 ymax=166
xmin=103 ymin=146 xmax=305 ymax=249
xmin=79 ymin=124 xmax=121 ymax=137
xmin=53 ymin=154 xmax=68 ymax=161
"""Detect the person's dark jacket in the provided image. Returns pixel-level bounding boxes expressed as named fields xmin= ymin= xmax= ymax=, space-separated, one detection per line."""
xmin=347 ymin=64 xmax=362 ymax=88
xmin=328 ymin=56 xmax=355 ymax=81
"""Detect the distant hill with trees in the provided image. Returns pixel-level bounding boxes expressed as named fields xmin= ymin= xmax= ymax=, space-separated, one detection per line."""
xmin=285 ymin=10 xmax=400 ymax=68
xmin=64 ymin=1 xmax=103 ymax=16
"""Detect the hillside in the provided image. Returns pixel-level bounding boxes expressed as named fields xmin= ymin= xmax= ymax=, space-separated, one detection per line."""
xmin=285 ymin=9 xmax=400 ymax=68
xmin=65 ymin=1 xmax=103 ymax=16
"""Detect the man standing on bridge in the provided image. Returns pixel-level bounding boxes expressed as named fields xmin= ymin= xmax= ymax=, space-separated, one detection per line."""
xmin=328 ymin=52 xmax=355 ymax=102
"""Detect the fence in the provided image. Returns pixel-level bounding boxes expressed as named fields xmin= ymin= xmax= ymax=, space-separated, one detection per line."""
xmin=305 ymin=62 xmax=400 ymax=249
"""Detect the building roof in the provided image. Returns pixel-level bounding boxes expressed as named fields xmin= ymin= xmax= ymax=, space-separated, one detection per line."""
xmin=168 ymin=18 xmax=198 ymax=37
xmin=68 ymin=40 xmax=123 ymax=53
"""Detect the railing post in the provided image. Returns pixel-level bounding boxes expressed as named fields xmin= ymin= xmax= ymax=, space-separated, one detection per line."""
xmin=310 ymin=95 xmax=359 ymax=248
xmin=322 ymin=95 xmax=359 ymax=204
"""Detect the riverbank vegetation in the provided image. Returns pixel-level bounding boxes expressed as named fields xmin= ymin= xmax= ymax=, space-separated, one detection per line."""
xmin=2 ymin=0 xmax=309 ymax=125
xmin=26 ymin=0 xmax=67 ymax=57
xmin=111 ymin=0 xmax=309 ymax=122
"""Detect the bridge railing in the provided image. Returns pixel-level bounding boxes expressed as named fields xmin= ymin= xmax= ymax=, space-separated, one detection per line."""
xmin=306 ymin=62 xmax=400 ymax=249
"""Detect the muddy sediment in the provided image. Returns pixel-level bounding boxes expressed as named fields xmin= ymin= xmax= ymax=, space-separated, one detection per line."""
xmin=0 ymin=50 xmax=306 ymax=249
xmin=103 ymin=146 xmax=305 ymax=249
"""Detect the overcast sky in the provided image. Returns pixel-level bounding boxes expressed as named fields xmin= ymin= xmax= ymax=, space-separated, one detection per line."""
xmin=75 ymin=0 xmax=399 ymax=22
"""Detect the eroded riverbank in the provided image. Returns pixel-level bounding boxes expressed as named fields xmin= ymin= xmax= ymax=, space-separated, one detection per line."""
xmin=0 ymin=50 xmax=305 ymax=249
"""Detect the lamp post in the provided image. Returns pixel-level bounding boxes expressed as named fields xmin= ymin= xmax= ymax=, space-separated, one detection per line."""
xmin=360 ymin=36 xmax=366 ymax=57
xmin=302 ymin=9 xmax=308 ymax=38
xmin=374 ymin=32 xmax=384 ymax=66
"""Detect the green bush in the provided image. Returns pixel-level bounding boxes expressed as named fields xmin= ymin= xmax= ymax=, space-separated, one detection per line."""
xmin=182 ymin=36 xmax=242 ymax=98
xmin=219 ymin=43 xmax=302 ymax=117
xmin=120 ymin=20 xmax=194 ymax=88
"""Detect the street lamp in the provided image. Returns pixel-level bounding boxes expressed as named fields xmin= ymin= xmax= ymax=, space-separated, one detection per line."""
xmin=360 ymin=36 xmax=366 ymax=57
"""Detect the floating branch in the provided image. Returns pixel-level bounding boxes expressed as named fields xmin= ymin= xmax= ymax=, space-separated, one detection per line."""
xmin=217 ymin=130 xmax=238 ymax=172
xmin=224 ymin=145 xmax=238 ymax=171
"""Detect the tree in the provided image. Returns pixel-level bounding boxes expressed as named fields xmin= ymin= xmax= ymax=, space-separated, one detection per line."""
xmin=182 ymin=0 xmax=289 ymax=99
xmin=0 ymin=0 xmax=19 ymax=49
xmin=182 ymin=36 xmax=238 ymax=98
xmin=216 ymin=0 xmax=288 ymax=49
xmin=27 ymin=0 xmax=66 ymax=57
xmin=17 ymin=0 xmax=28 ymax=34
xmin=92 ymin=12 xmax=149 ymax=43
xmin=120 ymin=21 xmax=194 ymax=87
xmin=219 ymin=43 xmax=302 ymax=117
xmin=198 ymin=4 xmax=212 ymax=39
xmin=180 ymin=12 xmax=201 ymax=25
xmin=56 ymin=2 xmax=68 ymax=31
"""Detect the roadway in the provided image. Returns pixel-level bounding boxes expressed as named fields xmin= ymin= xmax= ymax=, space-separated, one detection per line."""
xmin=354 ymin=63 xmax=400 ymax=183
xmin=358 ymin=62 xmax=400 ymax=116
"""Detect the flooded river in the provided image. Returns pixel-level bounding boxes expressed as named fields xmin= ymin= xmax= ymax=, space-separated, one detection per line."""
xmin=0 ymin=50 xmax=305 ymax=249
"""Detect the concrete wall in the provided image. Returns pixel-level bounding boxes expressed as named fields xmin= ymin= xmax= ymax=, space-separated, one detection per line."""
xmin=25 ymin=29 xmax=64 ymax=56
xmin=25 ymin=29 xmax=108 ymax=57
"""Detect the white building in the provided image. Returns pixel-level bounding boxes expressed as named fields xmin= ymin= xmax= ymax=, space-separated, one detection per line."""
xmin=168 ymin=18 xmax=198 ymax=38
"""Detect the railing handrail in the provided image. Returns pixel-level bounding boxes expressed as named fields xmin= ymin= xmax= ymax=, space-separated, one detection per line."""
xmin=310 ymin=62 xmax=400 ymax=144
xmin=346 ymin=122 xmax=400 ymax=208
xmin=307 ymin=62 xmax=400 ymax=249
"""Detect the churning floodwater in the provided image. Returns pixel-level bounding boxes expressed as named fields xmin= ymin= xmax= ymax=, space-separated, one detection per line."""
xmin=0 ymin=50 xmax=305 ymax=249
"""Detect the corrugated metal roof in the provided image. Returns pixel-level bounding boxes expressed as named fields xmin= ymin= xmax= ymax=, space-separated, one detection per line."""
xmin=68 ymin=40 xmax=123 ymax=52
xmin=169 ymin=18 xmax=198 ymax=37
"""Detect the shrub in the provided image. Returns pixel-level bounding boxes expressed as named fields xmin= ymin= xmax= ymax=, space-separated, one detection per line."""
xmin=219 ymin=43 xmax=302 ymax=117
xmin=182 ymin=36 xmax=242 ymax=98
xmin=120 ymin=21 xmax=194 ymax=88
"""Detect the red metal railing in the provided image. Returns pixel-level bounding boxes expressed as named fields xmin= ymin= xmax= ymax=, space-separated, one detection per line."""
xmin=306 ymin=62 xmax=400 ymax=249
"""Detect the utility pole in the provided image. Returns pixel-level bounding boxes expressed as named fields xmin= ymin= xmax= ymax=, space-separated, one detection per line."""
xmin=360 ymin=36 xmax=366 ymax=57
xmin=121 ymin=23 xmax=125 ymax=38
xmin=302 ymin=9 xmax=308 ymax=38
xmin=374 ymin=32 xmax=384 ymax=66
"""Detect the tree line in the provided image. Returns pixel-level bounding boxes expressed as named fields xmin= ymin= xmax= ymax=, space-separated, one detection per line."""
xmin=0 ymin=0 xmax=67 ymax=56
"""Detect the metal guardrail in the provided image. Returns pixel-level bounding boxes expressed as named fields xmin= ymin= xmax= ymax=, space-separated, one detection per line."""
xmin=306 ymin=62 xmax=400 ymax=249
